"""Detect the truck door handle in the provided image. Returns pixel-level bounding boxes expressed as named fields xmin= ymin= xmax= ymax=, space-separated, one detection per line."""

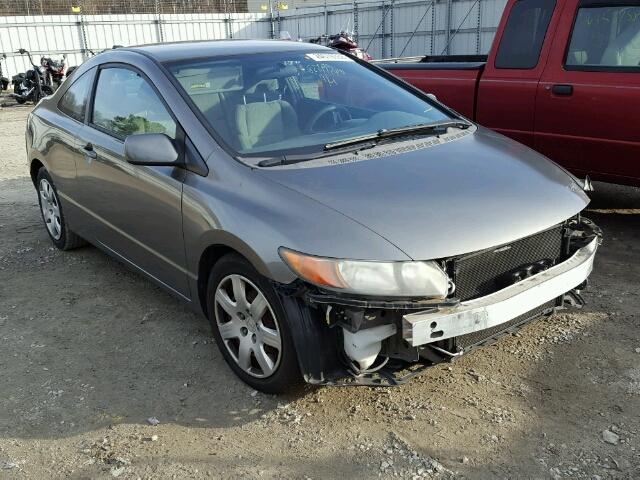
xmin=551 ymin=84 xmax=573 ymax=96
xmin=83 ymin=143 xmax=97 ymax=159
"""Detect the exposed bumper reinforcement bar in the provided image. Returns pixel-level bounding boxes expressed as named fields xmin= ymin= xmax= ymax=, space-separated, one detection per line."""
xmin=403 ymin=237 xmax=599 ymax=347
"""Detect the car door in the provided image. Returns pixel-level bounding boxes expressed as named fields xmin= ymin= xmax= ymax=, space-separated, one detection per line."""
xmin=535 ymin=0 xmax=640 ymax=184
xmin=475 ymin=0 xmax=560 ymax=149
xmin=73 ymin=64 xmax=191 ymax=299
xmin=35 ymin=67 xmax=95 ymax=231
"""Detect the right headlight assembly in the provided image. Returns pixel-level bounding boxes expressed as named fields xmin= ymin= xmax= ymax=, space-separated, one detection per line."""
xmin=279 ymin=247 xmax=450 ymax=298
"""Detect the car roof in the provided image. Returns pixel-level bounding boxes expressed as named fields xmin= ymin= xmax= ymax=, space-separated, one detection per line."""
xmin=123 ymin=39 xmax=330 ymax=63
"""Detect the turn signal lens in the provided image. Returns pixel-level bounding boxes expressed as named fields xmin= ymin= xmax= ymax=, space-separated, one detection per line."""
xmin=279 ymin=248 xmax=348 ymax=289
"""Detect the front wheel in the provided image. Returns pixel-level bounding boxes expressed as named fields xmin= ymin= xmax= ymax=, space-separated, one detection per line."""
xmin=206 ymin=254 xmax=303 ymax=393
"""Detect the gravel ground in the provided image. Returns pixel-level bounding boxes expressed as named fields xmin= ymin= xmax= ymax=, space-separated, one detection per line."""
xmin=1 ymin=103 xmax=639 ymax=479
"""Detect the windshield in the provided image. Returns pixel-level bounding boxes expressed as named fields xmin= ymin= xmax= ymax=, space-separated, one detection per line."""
xmin=166 ymin=50 xmax=452 ymax=159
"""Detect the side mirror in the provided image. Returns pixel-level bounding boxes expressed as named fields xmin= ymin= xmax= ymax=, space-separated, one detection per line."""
xmin=124 ymin=133 xmax=180 ymax=166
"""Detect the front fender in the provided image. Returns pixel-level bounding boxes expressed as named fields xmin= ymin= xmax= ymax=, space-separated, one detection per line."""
xmin=181 ymin=156 xmax=411 ymax=285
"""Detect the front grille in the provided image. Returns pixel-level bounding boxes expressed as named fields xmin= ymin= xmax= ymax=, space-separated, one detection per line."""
xmin=454 ymin=300 xmax=556 ymax=350
xmin=450 ymin=225 xmax=564 ymax=301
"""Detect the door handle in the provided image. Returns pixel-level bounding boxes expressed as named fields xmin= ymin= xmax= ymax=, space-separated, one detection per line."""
xmin=551 ymin=84 xmax=573 ymax=96
xmin=83 ymin=143 xmax=97 ymax=159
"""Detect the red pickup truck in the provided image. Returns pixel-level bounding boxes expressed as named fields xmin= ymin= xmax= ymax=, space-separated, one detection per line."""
xmin=378 ymin=0 xmax=640 ymax=187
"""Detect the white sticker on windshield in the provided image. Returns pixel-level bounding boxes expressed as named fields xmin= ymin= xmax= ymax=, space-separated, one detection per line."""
xmin=305 ymin=53 xmax=354 ymax=62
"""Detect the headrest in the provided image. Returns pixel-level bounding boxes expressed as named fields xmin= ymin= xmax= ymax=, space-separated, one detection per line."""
xmin=245 ymin=78 xmax=278 ymax=95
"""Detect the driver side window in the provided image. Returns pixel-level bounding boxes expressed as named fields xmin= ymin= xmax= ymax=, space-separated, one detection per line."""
xmin=566 ymin=5 xmax=640 ymax=70
xmin=91 ymin=67 xmax=176 ymax=140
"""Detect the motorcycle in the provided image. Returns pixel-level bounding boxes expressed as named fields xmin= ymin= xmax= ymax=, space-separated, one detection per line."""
xmin=310 ymin=31 xmax=372 ymax=61
xmin=11 ymin=48 xmax=53 ymax=105
xmin=40 ymin=54 xmax=66 ymax=91
xmin=0 ymin=54 xmax=9 ymax=94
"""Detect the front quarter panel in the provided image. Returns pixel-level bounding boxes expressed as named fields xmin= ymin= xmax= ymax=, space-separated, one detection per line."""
xmin=182 ymin=150 xmax=411 ymax=302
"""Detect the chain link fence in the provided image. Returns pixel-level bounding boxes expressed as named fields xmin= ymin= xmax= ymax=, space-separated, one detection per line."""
xmin=0 ymin=0 xmax=506 ymax=77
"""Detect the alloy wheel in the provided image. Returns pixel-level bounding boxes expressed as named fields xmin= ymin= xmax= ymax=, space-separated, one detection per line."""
xmin=213 ymin=274 xmax=282 ymax=378
xmin=39 ymin=178 xmax=62 ymax=240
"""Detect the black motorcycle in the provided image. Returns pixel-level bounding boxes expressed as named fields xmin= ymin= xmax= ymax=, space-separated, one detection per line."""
xmin=11 ymin=49 xmax=53 ymax=105
xmin=0 ymin=54 xmax=9 ymax=94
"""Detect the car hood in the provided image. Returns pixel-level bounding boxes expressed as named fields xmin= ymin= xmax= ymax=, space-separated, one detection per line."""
xmin=257 ymin=127 xmax=590 ymax=260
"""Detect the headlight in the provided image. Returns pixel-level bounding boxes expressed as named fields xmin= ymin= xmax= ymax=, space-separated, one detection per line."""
xmin=279 ymin=247 xmax=450 ymax=298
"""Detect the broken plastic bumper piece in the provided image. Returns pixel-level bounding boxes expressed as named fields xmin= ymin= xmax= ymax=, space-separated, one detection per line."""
xmin=403 ymin=237 xmax=599 ymax=347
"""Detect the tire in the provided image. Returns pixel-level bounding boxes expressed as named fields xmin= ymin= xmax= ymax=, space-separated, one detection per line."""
xmin=206 ymin=253 xmax=303 ymax=394
xmin=36 ymin=168 xmax=86 ymax=250
xmin=12 ymin=83 xmax=26 ymax=104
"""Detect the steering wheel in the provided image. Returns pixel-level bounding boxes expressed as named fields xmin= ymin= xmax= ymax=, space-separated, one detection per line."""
xmin=305 ymin=105 xmax=352 ymax=133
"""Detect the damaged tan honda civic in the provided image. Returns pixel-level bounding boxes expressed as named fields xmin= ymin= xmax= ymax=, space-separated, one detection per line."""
xmin=26 ymin=40 xmax=601 ymax=392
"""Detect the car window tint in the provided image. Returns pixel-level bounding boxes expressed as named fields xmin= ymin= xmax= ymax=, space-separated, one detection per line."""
xmin=495 ymin=0 xmax=556 ymax=69
xmin=57 ymin=69 xmax=93 ymax=122
xmin=92 ymin=68 xmax=176 ymax=140
xmin=566 ymin=6 xmax=640 ymax=70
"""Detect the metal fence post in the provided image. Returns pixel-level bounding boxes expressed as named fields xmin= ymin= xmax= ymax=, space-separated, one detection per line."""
xmin=476 ymin=0 xmax=482 ymax=54
xmin=78 ymin=1 xmax=89 ymax=60
xmin=268 ymin=0 xmax=275 ymax=38
xmin=430 ymin=0 xmax=436 ymax=55
xmin=381 ymin=2 xmax=386 ymax=58
xmin=390 ymin=0 xmax=395 ymax=57
xmin=324 ymin=0 xmax=329 ymax=38
xmin=445 ymin=0 xmax=452 ymax=55
xmin=353 ymin=0 xmax=359 ymax=42
xmin=154 ymin=0 xmax=164 ymax=43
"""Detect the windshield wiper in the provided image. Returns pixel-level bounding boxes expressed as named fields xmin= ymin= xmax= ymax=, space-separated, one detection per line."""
xmin=255 ymin=140 xmax=378 ymax=168
xmin=324 ymin=120 xmax=471 ymax=151
xmin=254 ymin=120 xmax=470 ymax=167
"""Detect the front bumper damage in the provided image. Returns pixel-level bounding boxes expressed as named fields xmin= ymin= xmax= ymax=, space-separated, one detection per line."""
xmin=280 ymin=216 xmax=602 ymax=387
xmin=403 ymin=236 xmax=598 ymax=348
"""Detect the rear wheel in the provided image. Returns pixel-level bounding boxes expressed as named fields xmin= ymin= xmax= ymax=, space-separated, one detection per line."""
xmin=36 ymin=168 xmax=86 ymax=250
xmin=206 ymin=254 xmax=303 ymax=393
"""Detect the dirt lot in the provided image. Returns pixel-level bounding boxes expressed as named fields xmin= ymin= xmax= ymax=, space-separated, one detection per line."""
xmin=1 ymin=103 xmax=639 ymax=480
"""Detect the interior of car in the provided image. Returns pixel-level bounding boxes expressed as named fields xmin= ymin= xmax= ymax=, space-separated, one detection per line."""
xmin=169 ymin=51 xmax=449 ymax=157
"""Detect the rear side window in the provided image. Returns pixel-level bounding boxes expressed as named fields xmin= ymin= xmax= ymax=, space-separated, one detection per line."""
xmin=566 ymin=5 xmax=640 ymax=71
xmin=91 ymin=67 xmax=176 ymax=140
xmin=57 ymin=69 xmax=93 ymax=122
xmin=495 ymin=0 xmax=556 ymax=69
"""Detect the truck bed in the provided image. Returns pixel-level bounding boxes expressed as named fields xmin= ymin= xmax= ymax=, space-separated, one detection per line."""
xmin=375 ymin=56 xmax=485 ymax=119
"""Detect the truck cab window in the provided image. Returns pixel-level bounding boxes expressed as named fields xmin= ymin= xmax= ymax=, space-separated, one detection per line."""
xmin=495 ymin=0 xmax=556 ymax=69
xmin=566 ymin=5 xmax=640 ymax=70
